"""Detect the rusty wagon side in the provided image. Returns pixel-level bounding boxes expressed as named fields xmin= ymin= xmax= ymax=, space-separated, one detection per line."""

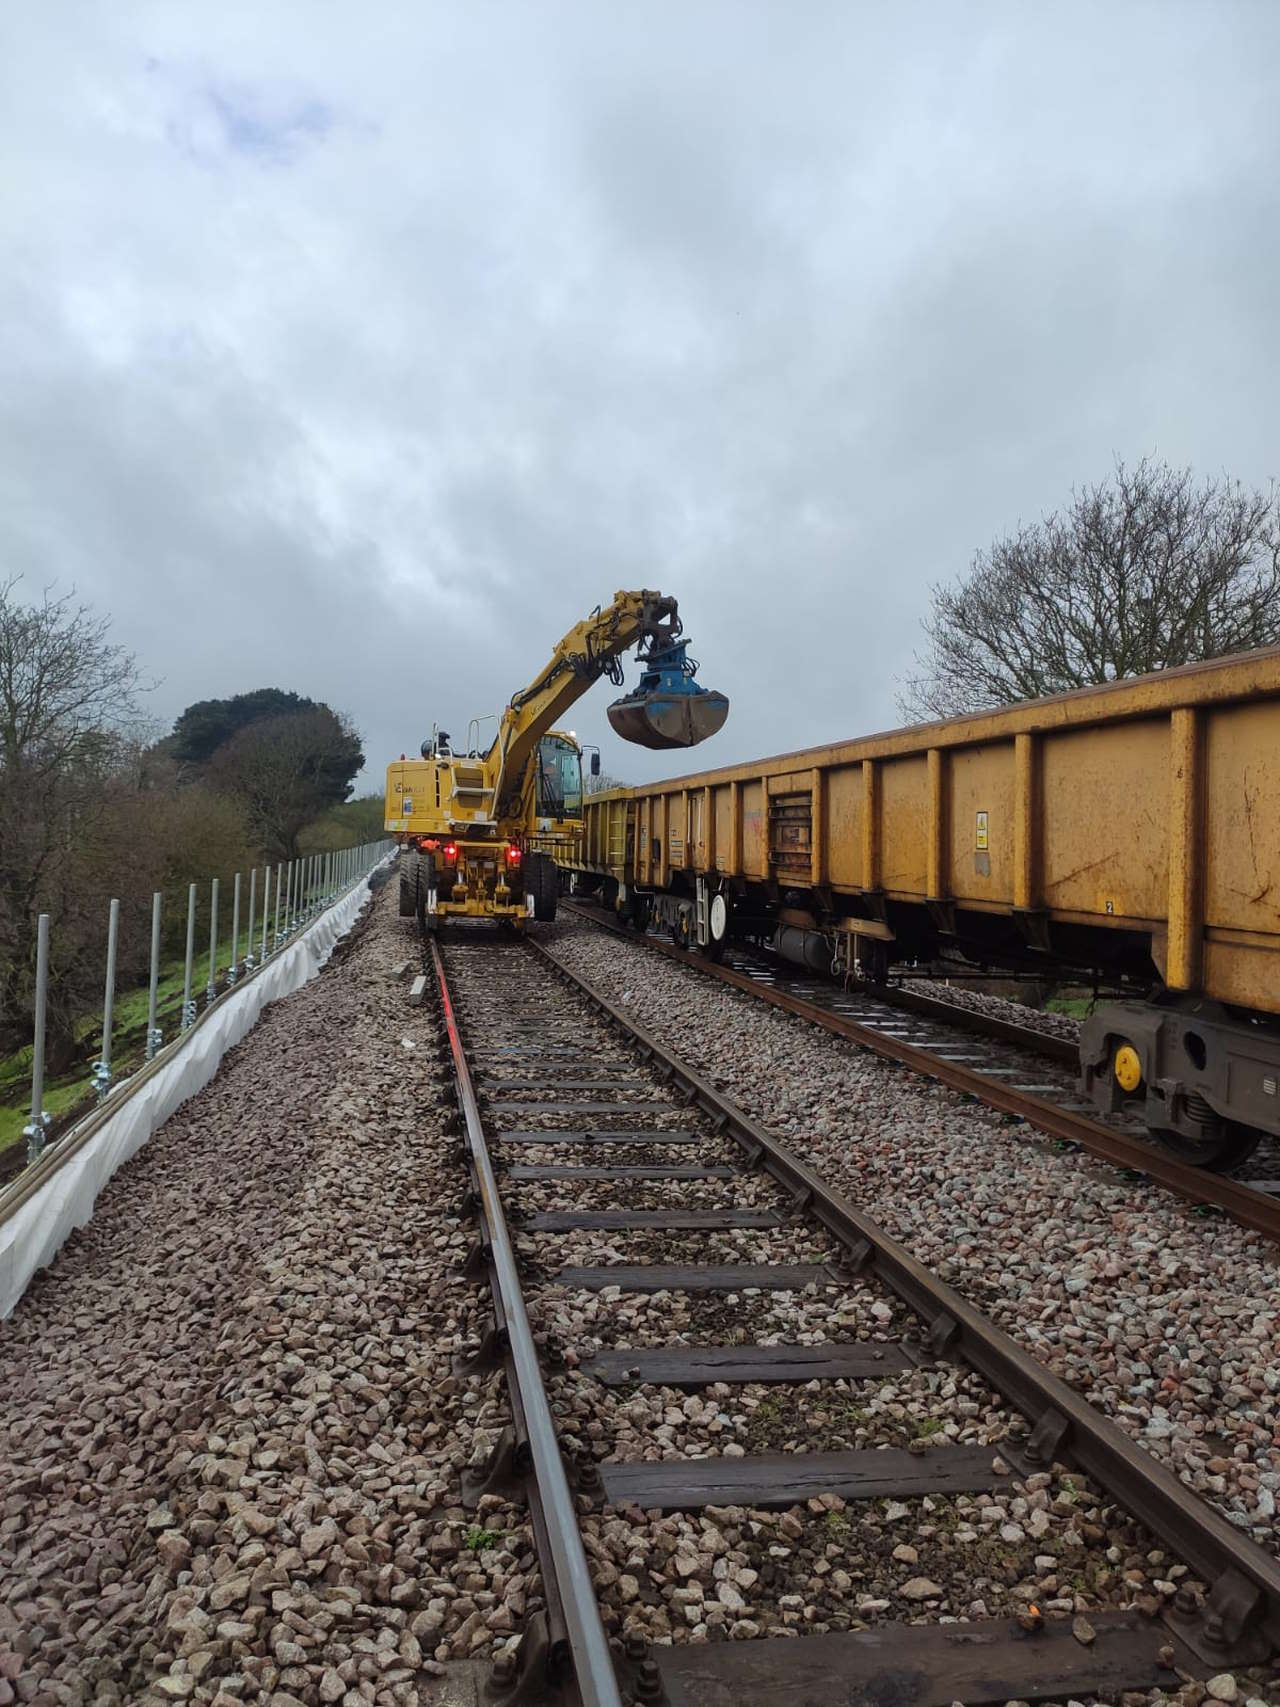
xmin=563 ymin=648 xmax=1280 ymax=1166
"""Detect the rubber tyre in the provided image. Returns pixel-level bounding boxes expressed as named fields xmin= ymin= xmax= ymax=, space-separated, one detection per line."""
xmin=531 ymin=853 xmax=558 ymax=922
xmin=399 ymin=849 xmax=420 ymax=917
xmin=1150 ymin=1120 xmax=1262 ymax=1172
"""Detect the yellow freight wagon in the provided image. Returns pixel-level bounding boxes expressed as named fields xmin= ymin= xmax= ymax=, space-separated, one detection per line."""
xmin=561 ymin=648 xmax=1280 ymax=1169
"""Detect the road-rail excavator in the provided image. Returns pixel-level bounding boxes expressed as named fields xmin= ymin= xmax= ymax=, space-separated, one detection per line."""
xmin=384 ymin=590 xmax=727 ymax=931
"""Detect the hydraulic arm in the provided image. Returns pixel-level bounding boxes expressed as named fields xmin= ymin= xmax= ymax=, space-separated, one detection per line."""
xmin=490 ymin=589 xmax=727 ymax=817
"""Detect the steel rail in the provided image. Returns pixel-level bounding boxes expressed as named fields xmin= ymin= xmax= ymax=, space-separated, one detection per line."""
xmin=558 ymin=901 xmax=1280 ymax=1245
xmin=532 ymin=938 xmax=1280 ymax=1655
xmin=429 ymin=939 xmax=623 ymax=1707
xmin=841 ymin=973 xmax=1080 ymax=1064
xmin=567 ymin=896 xmax=1080 ymax=1063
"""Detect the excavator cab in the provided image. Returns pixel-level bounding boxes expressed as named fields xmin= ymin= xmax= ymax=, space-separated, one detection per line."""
xmin=606 ymin=609 xmax=729 ymax=751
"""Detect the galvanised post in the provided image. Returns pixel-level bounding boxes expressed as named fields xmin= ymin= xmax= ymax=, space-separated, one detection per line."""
xmin=261 ymin=865 xmax=271 ymax=962
xmin=206 ymin=877 xmax=219 ymax=1006
xmin=244 ymin=868 xmax=256 ymax=973
xmin=23 ymin=913 xmax=51 ymax=1166
xmin=273 ymin=862 xmax=283 ymax=949
xmin=92 ymin=897 xmax=120 ymax=1100
xmin=228 ymin=872 xmax=241 ymax=986
xmin=181 ymin=883 xmax=198 ymax=1029
xmin=146 ymin=892 xmax=163 ymax=1060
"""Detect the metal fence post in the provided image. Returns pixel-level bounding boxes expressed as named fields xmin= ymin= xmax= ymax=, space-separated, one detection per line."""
xmin=23 ymin=913 xmax=51 ymax=1166
xmin=274 ymin=863 xmax=283 ymax=948
xmin=262 ymin=865 xmax=272 ymax=962
xmin=245 ymin=868 xmax=256 ymax=972
xmin=182 ymin=883 xmax=197 ymax=1029
xmin=206 ymin=877 xmax=219 ymax=1006
xmin=146 ymin=892 xmax=163 ymax=1059
xmin=229 ymin=872 xmax=241 ymax=986
xmin=92 ymin=897 xmax=120 ymax=1100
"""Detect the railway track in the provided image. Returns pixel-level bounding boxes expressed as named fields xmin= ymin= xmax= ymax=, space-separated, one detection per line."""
xmin=422 ymin=924 xmax=1280 ymax=1706
xmin=557 ymin=898 xmax=1280 ymax=1246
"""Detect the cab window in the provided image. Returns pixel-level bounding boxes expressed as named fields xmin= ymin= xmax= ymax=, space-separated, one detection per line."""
xmin=538 ymin=738 xmax=583 ymax=819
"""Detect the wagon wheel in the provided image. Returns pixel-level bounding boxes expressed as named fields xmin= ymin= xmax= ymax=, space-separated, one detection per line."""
xmin=1150 ymin=1119 xmax=1261 ymax=1173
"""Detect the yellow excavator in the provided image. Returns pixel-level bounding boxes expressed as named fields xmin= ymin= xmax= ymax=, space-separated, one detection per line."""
xmin=384 ymin=589 xmax=727 ymax=931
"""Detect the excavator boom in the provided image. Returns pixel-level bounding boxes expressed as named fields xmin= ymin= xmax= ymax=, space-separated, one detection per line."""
xmin=491 ymin=589 xmax=726 ymax=815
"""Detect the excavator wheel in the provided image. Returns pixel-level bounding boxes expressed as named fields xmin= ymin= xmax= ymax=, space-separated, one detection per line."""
xmin=530 ymin=853 xmax=558 ymax=923
xmin=399 ymin=849 xmax=420 ymax=917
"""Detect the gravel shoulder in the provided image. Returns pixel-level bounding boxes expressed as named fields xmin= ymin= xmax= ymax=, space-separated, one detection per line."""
xmin=0 ymin=887 xmax=525 ymax=1706
xmin=543 ymin=920 xmax=1280 ymax=1555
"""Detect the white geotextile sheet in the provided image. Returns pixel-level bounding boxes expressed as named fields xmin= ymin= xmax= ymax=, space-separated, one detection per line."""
xmin=0 ymin=865 xmax=387 ymax=1319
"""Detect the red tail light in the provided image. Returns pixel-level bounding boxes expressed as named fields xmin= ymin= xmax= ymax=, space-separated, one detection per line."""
xmin=444 ymin=843 xmax=458 ymax=862
xmin=419 ymin=837 xmax=439 ymax=851
xmin=506 ymin=844 xmax=521 ymax=865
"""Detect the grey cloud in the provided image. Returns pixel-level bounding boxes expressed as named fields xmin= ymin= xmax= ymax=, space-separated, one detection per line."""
xmin=1 ymin=1 xmax=1278 ymax=792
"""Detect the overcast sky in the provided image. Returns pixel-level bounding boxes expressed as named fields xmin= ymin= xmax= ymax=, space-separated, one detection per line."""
xmin=3 ymin=2 xmax=1278 ymax=791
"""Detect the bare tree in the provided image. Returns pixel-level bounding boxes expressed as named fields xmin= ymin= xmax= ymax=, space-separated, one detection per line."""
xmin=898 ymin=459 xmax=1280 ymax=721
xmin=585 ymin=769 xmax=628 ymax=796
xmin=0 ymin=580 xmax=150 ymax=1060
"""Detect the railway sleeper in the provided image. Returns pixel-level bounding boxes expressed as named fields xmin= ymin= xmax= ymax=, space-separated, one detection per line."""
xmin=427 ymin=931 xmax=1279 ymax=1707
